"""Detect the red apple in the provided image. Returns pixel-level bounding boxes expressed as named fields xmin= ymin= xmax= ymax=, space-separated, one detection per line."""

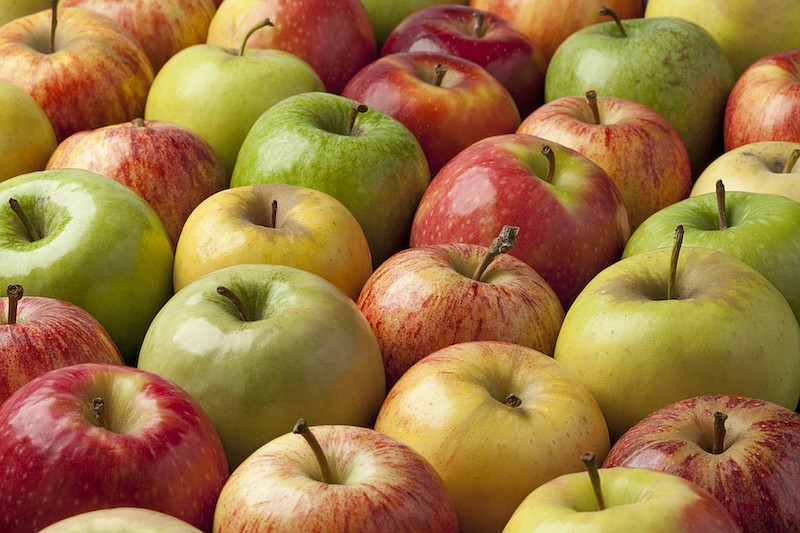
xmin=604 ymin=394 xmax=800 ymax=533
xmin=46 ymin=118 xmax=229 ymax=248
xmin=380 ymin=4 xmax=544 ymax=117
xmin=342 ymin=51 xmax=521 ymax=174
xmin=0 ymin=362 xmax=229 ymax=532
xmin=410 ymin=133 xmax=630 ymax=309
xmin=517 ymin=90 xmax=692 ymax=230
xmin=724 ymin=48 xmax=800 ymax=151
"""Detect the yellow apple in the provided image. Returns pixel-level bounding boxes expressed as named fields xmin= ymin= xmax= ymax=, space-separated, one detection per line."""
xmin=0 ymin=0 xmax=49 ymax=27
xmin=0 ymin=80 xmax=56 ymax=183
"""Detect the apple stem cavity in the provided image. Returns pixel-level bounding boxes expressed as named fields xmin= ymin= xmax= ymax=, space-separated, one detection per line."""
xmin=91 ymin=397 xmax=106 ymax=429
xmin=712 ymin=411 xmax=728 ymax=454
xmin=581 ymin=451 xmax=606 ymax=511
xmin=667 ymin=225 xmax=684 ymax=300
xmin=600 ymin=6 xmax=627 ymax=38
xmin=239 ymin=18 xmax=274 ymax=57
xmin=504 ymin=393 xmax=522 ymax=408
xmin=293 ymin=418 xmax=334 ymax=484
xmin=346 ymin=103 xmax=368 ymax=136
xmin=8 ymin=198 xmax=41 ymax=242
xmin=783 ymin=148 xmax=800 ymax=173
xmin=5 ymin=284 xmax=23 ymax=325
xmin=434 ymin=63 xmax=448 ymax=87
xmin=472 ymin=224 xmax=520 ymax=281
xmin=715 ymin=180 xmax=728 ymax=230
xmin=216 ymin=286 xmax=251 ymax=322
xmin=542 ymin=144 xmax=555 ymax=182
xmin=472 ymin=12 xmax=487 ymax=38
xmin=50 ymin=0 xmax=58 ymax=53
xmin=585 ymin=90 xmax=601 ymax=124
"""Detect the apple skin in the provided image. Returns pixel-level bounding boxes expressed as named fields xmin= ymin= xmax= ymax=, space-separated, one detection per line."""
xmin=0 ymin=0 xmax=50 ymax=27
xmin=604 ymin=394 xmax=800 ymax=533
xmin=0 ymin=7 xmax=154 ymax=142
xmin=723 ymin=49 xmax=800 ymax=151
xmin=173 ymin=183 xmax=373 ymax=300
xmin=38 ymin=508 xmax=203 ymax=533
xmin=213 ymin=424 xmax=460 ymax=532
xmin=554 ymin=246 xmax=800 ymax=442
xmin=0 ymin=80 xmax=56 ymax=183
xmin=342 ymin=51 xmax=521 ymax=175
xmin=409 ymin=133 xmax=630 ymax=309
xmin=357 ymin=242 xmax=565 ymax=388
xmin=374 ymin=340 xmax=611 ymax=533
xmin=0 ymin=362 xmax=229 ymax=533
xmin=46 ymin=118 xmax=229 ymax=249
xmin=380 ymin=4 xmax=544 ymax=117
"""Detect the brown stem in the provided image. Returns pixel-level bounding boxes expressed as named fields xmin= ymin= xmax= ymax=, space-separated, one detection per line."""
xmin=131 ymin=117 xmax=145 ymax=128
xmin=9 ymin=198 xmax=40 ymax=242
xmin=472 ymin=11 xmax=486 ymax=37
xmin=433 ymin=63 xmax=448 ymax=86
xmin=712 ymin=411 xmax=728 ymax=454
xmin=472 ymin=224 xmax=520 ymax=281
xmin=585 ymin=90 xmax=600 ymax=124
xmin=270 ymin=199 xmax=278 ymax=228
xmin=346 ymin=103 xmax=368 ymax=136
xmin=216 ymin=286 xmax=251 ymax=321
xmin=293 ymin=418 xmax=334 ymax=484
xmin=91 ymin=397 xmax=105 ymax=428
xmin=667 ymin=225 xmax=684 ymax=300
xmin=5 ymin=284 xmax=22 ymax=325
xmin=715 ymin=180 xmax=727 ymax=230
xmin=50 ymin=0 xmax=58 ymax=54
xmin=239 ymin=18 xmax=273 ymax=57
xmin=541 ymin=144 xmax=555 ymax=182
xmin=783 ymin=149 xmax=800 ymax=173
xmin=600 ymin=6 xmax=627 ymax=38
xmin=505 ymin=393 xmax=522 ymax=408
xmin=581 ymin=451 xmax=606 ymax=511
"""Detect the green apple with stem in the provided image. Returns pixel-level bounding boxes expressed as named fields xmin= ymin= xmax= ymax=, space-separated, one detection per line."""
xmin=0 ymin=80 xmax=56 ymax=183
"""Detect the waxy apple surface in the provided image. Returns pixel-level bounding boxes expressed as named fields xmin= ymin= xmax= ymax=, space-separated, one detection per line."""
xmin=0 ymin=80 xmax=56 ymax=183
xmin=38 ymin=507 xmax=203 ymax=533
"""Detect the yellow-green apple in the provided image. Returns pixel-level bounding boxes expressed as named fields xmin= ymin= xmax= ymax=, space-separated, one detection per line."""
xmin=60 ymin=0 xmax=217 ymax=73
xmin=723 ymin=49 xmax=800 ymax=151
xmin=360 ymin=0 xmax=469 ymax=46
xmin=545 ymin=11 xmax=735 ymax=176
xmin=46 ymin=118 xmax=228 ymax=249
xmin=374 ymin=340 xmax=611 ymax=533
xmin=0 ymin=5 xmax=153 ymax=142
xmin=0 ymin=362 xmax=229 ymax=533
xmin=231 ymin=92 xmax=430 ymax=268
xmin=173 ymin=183 xmax=373 ymax=300
xmin=0 ymin=0 xmax=49 ymax=27
xmin=517 ymin=90 xmax=692 ymax=230
xmin=136 ymin=263 xmax=386 ymax=468
xmin=0 ymin=283 xmax=123 ymax=404
xmin=38 ymin=508 xmax=204 ymax=533
xmin=357 ymin=226 xmax=565 ymax=388
xmin=0 ymin=169 xmax=174 ymax=363
xmin=380 ymin=4 xmax=544 ymax=117
xmin=645 ymin=0 xmax=800 ymax=78
xmin=604 ymin=394 xmax=800 ymax=532
xmin=145 ymin=21 xmax=324 ymax=177
xmin=690 ymin=141 xmax=800 ymax=203
xmin=206 ymin=0 xmax=376 ymax=94
xmin=410 ymin=134 xmax=630 ymax=309
xmin=213 ymin=420 xmax=460 ymax=532
xmin=0 ymin=80 xmax=56 ymax=183
xmin=554 ymin=231 xmax=800 ymax=442
xmin=342 ymin=51 xmax=521 ymax=175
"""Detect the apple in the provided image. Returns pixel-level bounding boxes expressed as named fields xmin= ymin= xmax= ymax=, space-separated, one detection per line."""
xmin=38 ymin=508 xmax=203 ymax=533
xmin=136 ymin=263 xmax=386 ymax=469
xmin=0 ymin=169 xmax=174 ymax=363
xmin=604 ymin=394 xmax=800 ymax=532
xmin=518 ymin=90 xmax=692 ymax=230
xmin=374 ymin=340 xmax=611 ymax=533
xmin=0 ymin=0 xmax=49 ymax=27
xmin=145 ymin=21 xmax=324 ymax=177
xmin=380 ymin=4 xmax=545 ymax=117
xmin=410 ymin=133 xmax=630 ymax=309
xmin=206 ymin=0 xmax=376 ymax=94
xmin=0 ymin=362 xmax=229 ymax=532
xmin=545 ymin=9 xmax=735 ymax=176
xmin=554 ymin=228 xmax=800 ymax=442
xmin=342 ymin=51 xmax=521 ymax=175
xmin=0 ymin=79 xmax=56 ymax=183
xmin=213 ymin=419 xmax=460 ymax=532
xmin=357 ymin=225 xmax=565 ymax=388
xmin=173 ymin=183 xmax=373 ymax=300
xmin=0 ymin=4 xmax=153 ymax=141
xmin=723 ymin=49 xmax=800 ymax=151
xmin=231 ymin=92 xmax=430 ymax=268
xmin=360 ymin=0 xmax=469 ymax=46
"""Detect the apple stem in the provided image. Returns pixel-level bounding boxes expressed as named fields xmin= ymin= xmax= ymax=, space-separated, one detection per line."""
xmin=5 ymin=284 xmax=22 ymax=325
xmin=783 ymin=148 xmax=800 ymax=173
xmin=239 ymin=18 xmax=274 ymax=57
xmin=711 ymin=411 xmax=728 ymax=454
xmin=8 ymin=198 xmax=40 ymax=242
xmin=585 ymin=90 xmax=601 ymax=124
xmin=270 ymin=199 xmax=278 ymax=228
xmin=715 ymin=180 xmax=727 ymax=230
xmin=542 ymin=144 xmax=555 ymax=182
xmin=50 ymin=0 xmax=58 ymax=54
xmin=132 ymin=117 xmax=145 ymax=128
xmin=667 ymin=225 xmax=684 ymax=300
xmin=434 ymin=63 xmax=448 ymax=87
xmin=346 ymin=103 xmax=368 ymax=136
xmin=504 ymin=393 xmax=522 ymax=408
xmin=472 ymin=11 xmax=487 ymax=37
xmin=91 ymin=397 xmax=105 ymax=429
xmin=216 ymin=286 xmax=251 ymax=322
xmin=472 ymin=224 xmax=520 ymax=281
xmin=581 ymin=451 xmax=606 ymax=511
xmin=600 ymin=6 xmax=627 ymax=38
xmin=293 ymin=418 xmax=334 ymax=484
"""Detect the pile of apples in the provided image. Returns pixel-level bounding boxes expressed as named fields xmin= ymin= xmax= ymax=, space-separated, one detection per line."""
xmin=1 ymin=0 xmax=799 ymax=531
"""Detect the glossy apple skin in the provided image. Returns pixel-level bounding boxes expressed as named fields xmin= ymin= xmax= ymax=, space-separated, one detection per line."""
xmin=724 ymin=50 xmax=800 ymax=151
xmin=213 ymin=424 xmax=459 ymax=532
xmin=518 ymin=94 xmax=691 ymax=230
xmin=604 ymin=394 xmax=800 ymax=533
xmin=38 ymin=507 xmax=203 ymax=533
xmin=206 ymin=0 xmax=376 ymax=94
xmin=410 ymin=133 xmax=630 ymax=309
xmin=46 ymin=119 xmax=228 ymax=248
xmin=342 ymin=51 xmax=520 ymax=175
xmin=357 ymin=242 xmax=564 ymax=388
xmin=504 ymin=466 xmax=743 ymax=533
xmin=0 ymin=80 xmax=56 ymax=183
xmin=381 ymin=5 xmax=544 ymax=117
xmin=362 ymin=0 xmax=469 ymax=46
xmin=0 ymin=7 xmax=153 ymax=142
xmin=0 ymin=363 xmax=229 ymax=533
xmin=374 ymin=341 xmax=611 ymax=533
xmin=554 ymin=246 xmax=800 ymax=442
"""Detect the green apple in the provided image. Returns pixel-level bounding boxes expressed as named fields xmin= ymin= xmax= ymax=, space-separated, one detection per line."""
xmin=0 ymin=80 xmax=56 ymax=183
xmin=0 ymin=169 xmax=174 ymax=363
xmin=136 ymin=263 xmax=386 ymax=468
xmin=0 ymin=0 xmax=49 ymax=28
xmin=545 ymin=14 xmax=735 ymax=175
xmin=231 ymin=91 xmax=430 ymax=268
xmin=361 ymin=0 xmax=468 ymax=46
